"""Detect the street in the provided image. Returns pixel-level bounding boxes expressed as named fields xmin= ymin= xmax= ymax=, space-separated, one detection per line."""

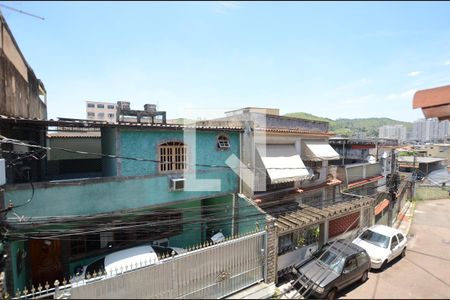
xmin=339 ymin=198 xmax=450 ymax=299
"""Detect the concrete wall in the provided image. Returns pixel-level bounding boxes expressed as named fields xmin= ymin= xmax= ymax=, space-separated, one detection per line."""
xmin=117 ymin=129 xmax=240 ymax=176
xmin=0 ymin=16 xmax=47 ymax=119
xmin=101 ymin=127 xmax=118 ymax=177
xmin=425 ymin=144 xmax=450 ymax=161
xmin=3 ymin=169 xmax=238 ymax=219
xmin=47 ymin=137 xmax=101 ymax=160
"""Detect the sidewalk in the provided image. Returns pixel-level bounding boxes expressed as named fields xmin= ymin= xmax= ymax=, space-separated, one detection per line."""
xmin=393 ymin=200 xmax=416 ymax=236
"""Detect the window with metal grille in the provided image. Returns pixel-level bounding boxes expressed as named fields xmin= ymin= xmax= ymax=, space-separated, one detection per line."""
xmin=217 ymin=135 xmax=230 ymax=150
xmin=159 ymin=142 xmax=187 ymax=172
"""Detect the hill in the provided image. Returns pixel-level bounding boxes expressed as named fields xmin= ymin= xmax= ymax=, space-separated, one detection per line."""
xmin=284 ymin=112 xmax=333 ymax=123
xmin=284 ymin=112 xmax=411 ymax=137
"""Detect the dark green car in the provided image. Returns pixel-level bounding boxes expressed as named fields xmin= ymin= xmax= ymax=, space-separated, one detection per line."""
xmin=292 ymin=239 xmax=371 ymax=299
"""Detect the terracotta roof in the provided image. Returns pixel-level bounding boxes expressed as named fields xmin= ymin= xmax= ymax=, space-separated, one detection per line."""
xmin=47 ymin=132 xmax=101 ymax=138
xmin=257 ymin=127 xmax=335 ymax=136
xmin=347 ymin=175 xmax=384 ymax=189
xmin=413 ymin=85 xmax=450 ymax=120
xmin=374 ymin=199 xmax=389 ymax=215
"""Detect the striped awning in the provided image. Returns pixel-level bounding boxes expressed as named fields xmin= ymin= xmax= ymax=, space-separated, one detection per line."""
xmin=304 ymin=143 xmax=340 ymax=161
xmin=256 ymin=144 xmax=311 ymax=184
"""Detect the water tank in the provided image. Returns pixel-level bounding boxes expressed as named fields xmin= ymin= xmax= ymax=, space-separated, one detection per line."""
xmin=144 ymin=104 xmax=157 ymax=113
xmin=117 ymin=101 xmax=130 ymax=111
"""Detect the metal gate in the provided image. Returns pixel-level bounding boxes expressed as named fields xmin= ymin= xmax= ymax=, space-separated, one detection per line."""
xmin=69 ymin=231 xmax=266 ymax=299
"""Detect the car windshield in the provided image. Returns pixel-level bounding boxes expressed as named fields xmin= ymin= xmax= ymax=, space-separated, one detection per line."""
xmin=359 ymin=229 xmax=390 ymax=248
xmin=85 ymin=257 xmax=105 ymax=279
xmin=313 ymin=246 xmax=346 ymax=274
xmin=152 ymin=245 xmax=175 ymax=257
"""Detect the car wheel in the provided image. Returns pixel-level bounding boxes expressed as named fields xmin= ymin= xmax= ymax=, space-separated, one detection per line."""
xmin=381 ymin=260 xmax=388 ymax=271
xmin=361 ymin=270 xmax=368 ymax=283
xmin=326 ymin=287 xmax=337 ymax=300
xmin=401 ymin=247 xmax=406 ymax=258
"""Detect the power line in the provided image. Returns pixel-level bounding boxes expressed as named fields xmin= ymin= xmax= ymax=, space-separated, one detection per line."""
xmin=2 ymin=175 xmax=389 ymax=236
xmin=0 ymin=135 xmax=326 ymax=172
xmin=0 ymin=3 xmax=45 ymax=20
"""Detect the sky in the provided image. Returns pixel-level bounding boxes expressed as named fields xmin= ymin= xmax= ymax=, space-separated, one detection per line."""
xmin=2 ymin=1 xmax=450 ymax=122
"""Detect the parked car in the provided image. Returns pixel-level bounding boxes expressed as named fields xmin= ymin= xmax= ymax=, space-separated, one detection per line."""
xmin=292 ymin=239 xmax=371 ymax=300
xmin=72 ymin=244 xmax=186 ymax=285
xmin=352 ymin=224 xmax=407 ymax=270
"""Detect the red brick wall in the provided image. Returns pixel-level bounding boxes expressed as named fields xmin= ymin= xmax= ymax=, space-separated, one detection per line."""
xmin=328 ymin=211 xmax=360 ymax=238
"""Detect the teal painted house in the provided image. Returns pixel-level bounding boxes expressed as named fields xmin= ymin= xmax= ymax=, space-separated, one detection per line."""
xmin=1 ymin=121 xmax=266 ymax=293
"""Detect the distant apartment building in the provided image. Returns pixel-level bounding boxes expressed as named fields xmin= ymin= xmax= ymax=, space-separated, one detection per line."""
xmin=86 ymin=101 xmax=117 ymax=122
xmin=378 ymin=125 xmax=406 ymax=141
xmin=411 ymin=118 xmax=450 ymax=143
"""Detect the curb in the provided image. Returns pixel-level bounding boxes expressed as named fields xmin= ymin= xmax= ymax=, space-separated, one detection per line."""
xmin=404 ymin=201 xmax=416 ymax=236
xmin=394 ymin=201 xmax=416 ymax=236
xmin=394 ymin=201 xmax=411 ymax=229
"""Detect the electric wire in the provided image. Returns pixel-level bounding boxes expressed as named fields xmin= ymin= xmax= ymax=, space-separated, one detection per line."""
xmin=1 ymin=179 xmax=391 ymax=241
xmin=2 ymin=190 xmax=373 ymax=241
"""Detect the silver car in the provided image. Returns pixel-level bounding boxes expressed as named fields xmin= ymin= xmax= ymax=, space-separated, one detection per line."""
xmin=292 ymin=239 xmax=371 ymax=300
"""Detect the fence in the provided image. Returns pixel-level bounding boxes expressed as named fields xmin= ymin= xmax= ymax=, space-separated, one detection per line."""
xmin=11 ymin=230 xmax=266 ymax=299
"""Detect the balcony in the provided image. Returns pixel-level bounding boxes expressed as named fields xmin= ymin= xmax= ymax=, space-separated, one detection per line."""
xmin=336 ymin=162 xmax=383 ymax=189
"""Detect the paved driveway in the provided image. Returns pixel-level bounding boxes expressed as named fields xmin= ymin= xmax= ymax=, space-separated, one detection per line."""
xmin=339 ymin=198 xmax=450 ymax=299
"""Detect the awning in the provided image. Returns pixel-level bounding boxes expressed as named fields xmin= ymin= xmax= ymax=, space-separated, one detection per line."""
xmin=256 ymin=144 xmax=311 ymax=184
xmin=304 ymin=143 xmax=340 ymax=161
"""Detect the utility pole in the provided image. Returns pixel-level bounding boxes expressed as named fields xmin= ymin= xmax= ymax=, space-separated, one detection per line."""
xmin=387 ymin=149 xmax=398 ymax=226
xmin=409 ymin=152 xmax=417 ymax=201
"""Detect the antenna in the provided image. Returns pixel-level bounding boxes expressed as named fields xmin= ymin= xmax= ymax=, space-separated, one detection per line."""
xmin=0 ymin=3 xmax=45 ymax=20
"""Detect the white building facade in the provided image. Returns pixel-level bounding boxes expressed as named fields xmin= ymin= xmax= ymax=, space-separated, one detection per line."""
xmin=86 ymin=101 xmax=117 ymax=122
xmin=378 ymin=125 xmax=406 ymax=142
xmin=412 ymin=118 xmax=450 ymax=143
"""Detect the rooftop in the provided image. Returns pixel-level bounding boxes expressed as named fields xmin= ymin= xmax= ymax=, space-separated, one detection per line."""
xmin=397 ymin=156 xmax=447 ymax=164
xmin=0 ymin=115 xmax=243 ymax=132
xmin=413 ymin=84 xmax=450 ymax=121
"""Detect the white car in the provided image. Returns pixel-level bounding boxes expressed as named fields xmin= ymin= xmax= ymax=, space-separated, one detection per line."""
xmin=352 ymin=225 xmax=407 ymax=270
xmin=72 ymin=244 xmax=186 ymax=285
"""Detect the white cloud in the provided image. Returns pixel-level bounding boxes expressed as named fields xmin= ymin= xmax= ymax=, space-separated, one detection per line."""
xmin=407 ymin=71 xmax=422 ymax=77
xmin=386 ymin=89 xmax=416 ymax=101
xmin=214 ymin=1 xmax=240 ymax=13
xmin=218 ymin=1 xmax=240 ymax=9
xmin=444 ymin=60 xmax=450 ymax=66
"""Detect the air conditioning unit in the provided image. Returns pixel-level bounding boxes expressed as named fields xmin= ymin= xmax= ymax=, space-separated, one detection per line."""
xmin=170 ymin=178 xmax=185 ymax=191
